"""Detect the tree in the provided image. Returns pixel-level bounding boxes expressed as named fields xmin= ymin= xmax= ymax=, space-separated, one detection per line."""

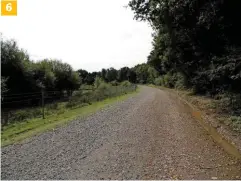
xmin=77 ymin=69 xmax=89 ymax=84
xmin=117 ymin=67 xmax=130 ymax=82
xmin=105 ymin=67 xmax=118 ymax=82
xmin=32 ymin=60 xmax=56 ymax=90
xmin=101 ymin=68 xmax=107 ymax=81
xmin=133 ymin=64 xmax=149 ymax=84
xmin=147 ymin=66 xmax=159 ymax=83
xmin=48 ymin=60 xmax=81 ymax=93
xmin=127 ymin=68 xmax=137 ymax=83
xmin=1 ymin=39 xmax=36 ymax=94
xmin=129 ymin=0 xmax=241 ymax=94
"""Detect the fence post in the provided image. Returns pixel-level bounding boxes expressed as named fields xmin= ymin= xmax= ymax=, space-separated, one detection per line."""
xmin=41 ymin=89 xmax=45 ymax=119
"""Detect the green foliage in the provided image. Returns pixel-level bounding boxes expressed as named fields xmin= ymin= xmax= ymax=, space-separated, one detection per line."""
xmin=117 ymin=67 xmax=130 ymax=82
xmin=154 ymin=77 xmax=164 ymax=86
xmin=110 ymin=80 xmax=119 ymax=86
xmin=77 ymin=69 xmax=89 ymax=84
xmin=1 ymin=77 xmax=8 ymax=94
xmin=129 ymin=0 xmax=241 ymax=95
xmin=94 ymin=76 xmax=104 ymax=88
xmin=147 ymin=67 xmax=159 ymax=83
xmin=2 ymin=90 xmax=138 ymax=147
xmin=65 ymin=81 xmax=136 ymax=110
xmin=10 ymin=110 xmax=33 ymax=122
xmin=133 ymin=63 xmax=150 ymax=84
xmin=9 ymin=108 xmax=42 ymax=122
xmin=32 ymin=60 xmax=56 ymax=89
xmin=173 ymin=72 xmax=187 ymax=90
xmin=216 ymin=93 xmax=241 ymax=115
xmin=163 ymin=73 xmax=173 ymax=88
xmin=1 ymin=39 xmax=81 ymax=100
xmin=1 ymin=39 xmax=35 ymax=94
xmin=101 ymin=69 xmax=107 ymax=81
xmin=229 ymin=116 xmax=241 ymax=132
xmin=98 ymin=82 xmax=111 ymax=91
xmin=105 ymin=67 xmax=118 ymax=82
xmin=121 ymin=80 xmax=131 ymax=87
xmin=65 ymin=101 xmax=88 ymax=109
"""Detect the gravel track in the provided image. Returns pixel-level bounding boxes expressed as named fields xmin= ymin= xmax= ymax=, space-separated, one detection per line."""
xmin=1 ymin=86 xmax=241 ymax=180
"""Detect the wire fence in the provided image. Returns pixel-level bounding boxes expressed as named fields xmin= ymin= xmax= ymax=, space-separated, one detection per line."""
xmin=1 ymin=89 xmax=94 ymax=126
xmin=1 ymin=85 xmax=137 ymax=126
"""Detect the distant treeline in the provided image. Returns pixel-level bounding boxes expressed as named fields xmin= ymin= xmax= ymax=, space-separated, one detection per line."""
xmin=1 ymin=39 xmax=160 ymax=109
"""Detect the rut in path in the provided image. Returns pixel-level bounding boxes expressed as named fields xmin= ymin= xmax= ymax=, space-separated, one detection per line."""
xmin=1 ymin=86 xmax=241 ymax=179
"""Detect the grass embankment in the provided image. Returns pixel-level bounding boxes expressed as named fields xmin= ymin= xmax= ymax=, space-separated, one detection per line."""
xmin=175 ymin=89 xmax=241 ymax=133
xmin=1 ymin=87 xmax=139 ymax=147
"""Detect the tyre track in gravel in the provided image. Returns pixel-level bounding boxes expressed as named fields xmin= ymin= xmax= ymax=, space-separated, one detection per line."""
xmin=1 ymin=86 xmax=241 ymax=179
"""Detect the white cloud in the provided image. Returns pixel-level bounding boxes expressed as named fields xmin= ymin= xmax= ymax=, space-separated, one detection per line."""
xmin=0 ymin=0 xmax=153 ymax=72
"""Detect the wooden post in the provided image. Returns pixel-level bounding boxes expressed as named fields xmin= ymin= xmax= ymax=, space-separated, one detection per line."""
xmin=42 ymin=89 xmax=45 ymax=119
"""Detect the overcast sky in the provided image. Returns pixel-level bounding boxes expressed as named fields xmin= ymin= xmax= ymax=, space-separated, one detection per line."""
xmin=1 ymin=0 xmax=153 ymax=72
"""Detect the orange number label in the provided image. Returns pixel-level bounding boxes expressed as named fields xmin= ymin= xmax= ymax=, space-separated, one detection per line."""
xmin=1 ymin=0 xmax=17 ymax=16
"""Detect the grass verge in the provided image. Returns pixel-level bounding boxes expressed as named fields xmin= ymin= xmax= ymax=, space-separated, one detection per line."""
xmin=1 ymin=89 xmax=139 ymax=147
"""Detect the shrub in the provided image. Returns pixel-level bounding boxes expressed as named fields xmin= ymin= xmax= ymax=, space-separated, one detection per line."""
xmin=216 ymin=93 xmax=241 ymax=114
xmin=154 ymin=77 xmax=164 ymax=86
xmin=94 ymin=76 xmax=104 ymax=88
xmin=12 ymin=110 xmax=32 ymax=121
xmin=121 ymin=80 xmax=131 ymax=87
xmin=110 ymin=80 xmax=119 ymax=86
xmin=65 ymin=100 xmax=79 ymax=108
xmin=229 ymin=116 xmax=241 ymax=132
xmin=91 ymin=89 xmax=106 ymax=101
xmin=163 ymin=73 xmax=173 ymax=87
xmin=97 ymin=82 xmax=111 ymax=90
xmin=174 ymin=72 xmax=187 ymax=89
xmin=9 ymin=108 xmax=41 ymax=122
xmin=72 ymin=90 xmax=82 ymax=97
xmin=78 ymin=95 xmax=91 ymax=103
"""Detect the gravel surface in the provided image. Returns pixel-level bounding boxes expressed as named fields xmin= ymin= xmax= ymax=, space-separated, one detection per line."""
xmin=1 ymin=86 xmax=241 ymax=180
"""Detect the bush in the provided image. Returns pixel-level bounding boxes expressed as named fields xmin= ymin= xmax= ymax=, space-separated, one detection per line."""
xmin=65 ymin=100 xmax=79 ymax=108
xmin=154 ymin=77 xmax=164 ymax=86
xmin=163 ymin=73 xmax=173 ymax=87
xmin=65 ymin=100 xmax=88 ymax=109
xmin=94 ymin=76 xmax=104 ymax=88
xmin=159 ymin=72 xmax=186 ymax=89
xmin=229 ymin=116 xmax=241 ymax=132
xmin=72 ymin=90 xmax=82 ymax=97
xmin=12 ymin=110 xmax=32 ymax=121
xmin=121 ymin=80 xmax=131 ymax=87
xmin=110 ymin=80 xmax=119 ymax=86
xmin=78 ymin=95 xmax=91 ymax=103
xmin=216 ymin=93 xmax=241 ymax=114
xmin=9 ymin=108 xmax=42 ymax=122
xmin=97 ymin=82 xmax=111 ymax=90
xmin=174 ymin=72 xmax=187 ymax=89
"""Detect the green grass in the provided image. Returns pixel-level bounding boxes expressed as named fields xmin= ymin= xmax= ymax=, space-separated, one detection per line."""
xmin=1 ymin=89 xmax=139 ymax=147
